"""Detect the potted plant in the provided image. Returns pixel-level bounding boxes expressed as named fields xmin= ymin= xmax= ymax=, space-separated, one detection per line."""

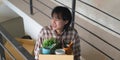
xmin=42 ymin=38 xmax=56 ymax=54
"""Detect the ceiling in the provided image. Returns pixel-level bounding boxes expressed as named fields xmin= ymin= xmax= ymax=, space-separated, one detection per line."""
xmin=0 ymin=0 xmax=19 ymax=23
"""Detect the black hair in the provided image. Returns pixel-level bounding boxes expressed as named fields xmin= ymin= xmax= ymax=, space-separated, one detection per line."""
xmin=51 ymin=6 xmax=72 ymax=31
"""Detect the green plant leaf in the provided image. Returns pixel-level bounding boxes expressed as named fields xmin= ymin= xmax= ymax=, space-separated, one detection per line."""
xmin=42 ymin=38 xmax=56 ymax=49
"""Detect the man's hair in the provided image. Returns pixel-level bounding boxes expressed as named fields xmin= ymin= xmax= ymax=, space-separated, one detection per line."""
xmin=51 ymin=6 xmax=72 ymax=31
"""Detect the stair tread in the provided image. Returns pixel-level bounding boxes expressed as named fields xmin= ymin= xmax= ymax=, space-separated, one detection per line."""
xmin=4 ymin=38 xmax=35 ymax=60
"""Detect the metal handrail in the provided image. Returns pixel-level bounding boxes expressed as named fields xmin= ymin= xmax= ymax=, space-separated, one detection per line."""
xmin=0 ymin=34 xmax=6 ymax=60
xmin=54 ymin=0 xmax=120 ymax=36
xmin=71 ymin=0 xmax=76 ymax=28
xmin=78 ymin=0 xmax=120 ymax=22
xmin=30 ymin=0 xmax=33 ymax=15
xmin=29 ymin=0 xmax=77 ymax=28
xmin=0 ymin=24 xmax=35 ymax=60
xmin=0 ymin=42 xmax=16 ymax=60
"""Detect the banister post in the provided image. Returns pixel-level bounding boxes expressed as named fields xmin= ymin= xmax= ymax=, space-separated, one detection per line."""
xmin=30 ymin=0 xmax=33 ymax=15
xmin=71 ymin=0 xmax=76 ymax=28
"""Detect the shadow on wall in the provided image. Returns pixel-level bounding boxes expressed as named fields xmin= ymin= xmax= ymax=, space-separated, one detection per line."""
xmin=1 ymin=17 xmax=25 ymax=37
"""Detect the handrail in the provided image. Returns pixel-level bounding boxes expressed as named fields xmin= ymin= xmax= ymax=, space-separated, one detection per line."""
xmin=0 ymin=24 xmax=35 ymax=60
xmin=54 ymin=0 xmax=120 ymax=36
xmin=0 ymin=42 xmax=16 ymax=60
xmin=0 ymin=34 xmax=6 ymax=60
xmin=79 ymin=37 xmax=114 ymax=60
xmin=23 ymin=0 xmax=51 ymax=19
xmin=78 ymin=0 xmax=120 ymax=22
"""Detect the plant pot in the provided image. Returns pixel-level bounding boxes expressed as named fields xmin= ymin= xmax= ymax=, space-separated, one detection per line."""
xmin=42 ymin=48 xmax=50 ymax=54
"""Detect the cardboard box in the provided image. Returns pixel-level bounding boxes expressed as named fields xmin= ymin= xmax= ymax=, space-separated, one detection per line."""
xmin=39 ymin=54 xmax=73 ymax=60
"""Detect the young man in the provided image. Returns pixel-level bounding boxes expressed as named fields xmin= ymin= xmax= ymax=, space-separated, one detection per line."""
xmin=34 ymin=6 xmax=81 ymax=60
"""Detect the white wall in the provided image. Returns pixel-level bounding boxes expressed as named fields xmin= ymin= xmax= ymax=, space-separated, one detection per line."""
xmin=23 ymin=17 xmax=43 ymax=40
xmin=0 ymin=0 xmax=3 ymax=5
xmin=0 ymin=2 xmax=19 ymax=22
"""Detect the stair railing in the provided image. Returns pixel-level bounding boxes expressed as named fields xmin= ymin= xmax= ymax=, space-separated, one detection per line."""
xmin=0 ymin=24 xmax=35 ymax=60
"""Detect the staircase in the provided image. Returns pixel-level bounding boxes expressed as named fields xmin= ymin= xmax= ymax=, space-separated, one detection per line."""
xmin=1 ymin=0 xmax=120 ymax=60
xmin=4 ymin=38 xmax=35 ymax=60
